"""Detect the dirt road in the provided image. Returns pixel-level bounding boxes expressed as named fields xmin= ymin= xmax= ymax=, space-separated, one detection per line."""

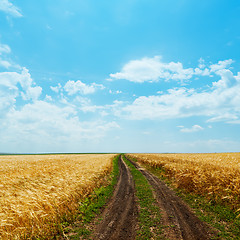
xmin=126 ymin=156 xmax=216 ymax=240
xmin=94 ymin=155 xmax=138 ymax=240
xmin=93 ymin=155 xmax=216 ymax=240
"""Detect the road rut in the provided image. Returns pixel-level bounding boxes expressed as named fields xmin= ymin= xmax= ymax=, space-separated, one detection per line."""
xmin=93 ymin=155 xmax=138 ymax=240
xmin=126 ymin=155 xmax=217 ymax=240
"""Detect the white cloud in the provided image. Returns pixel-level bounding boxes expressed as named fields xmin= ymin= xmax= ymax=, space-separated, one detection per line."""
xmin=109 ymin=89 xmax=122 ymax=94
xmin=194 ymin=67 xmax=211 ymax=76
xmin=0 ymin=40 xmax=120 ymax=152
xmin=0 ymin=86 xmax=18 ymax=117
xmin=64 ymin=80 xmax=105 ymax=95
xmin=212 ymin=69 xmax=237 ymax=88
xmin=16 ymin=67 xmax=42 ymax=100
xmin=0 ymin=67 xmax=42 ymax=116
xmin=0 ymin=100 xmax=120 ymax=152
xmin=198 ymin=57 xmax=205 ymax=69
xmin=0 ymin=58 xmax=11 ymax=68
xmin=45 ymin=95 xmax=53 ymax=101
xmin=210 ymin=59 xmax=234 ymax=73
xmin=73 ymin=96 xmax=124 ymax=115
xmin=0 ymin=43 xmax=11 ymax=55
xmin=0 ymin=67 xmax=37 ymax=93
xmin=118 ymin=87 xmax=239 ymax=120
xmin=109 ymin=57 xmax=237 ymax=84
xmin=114 ymin=66 xmax=240 ymax=122
xmin=0 ymin=0 xmax=22 ymax=17
xmin=0 ymin=43 xmax=12 ymax=68
xmin=207 ymin=113 xmax=238 ymax=123
xmin=227 ymin=120 xmax=240 ymax=124
xmin=50 ymin=83 xmax=62 ymax=93
xmin=109 ymin=56 xmax=195 ymax=83
xmin=21 ymin=86 xmax=42 ymax=101
xmin=180 ymin=125 xmax=204 ymax=133
xmin=49 ymin=58 xmax=239 ymax=126
xmin=80 ymin=103 xmax=104 ymax=113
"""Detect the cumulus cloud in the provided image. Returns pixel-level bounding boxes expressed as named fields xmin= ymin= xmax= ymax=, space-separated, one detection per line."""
xmin=209 ymin=59 xmax=234 ymax=72
xmin=0 ymin=67 xmax=42 ymax=117
xmin=179 ymin=125 xmax=204 ymax=133
xmin=50 ymin=83 xmax=62 ymax=93
xmin=0 ymin=40 xmax=119 ymax=152
xmin=114 ymin=64 xmax=240 ymax=122
xmin=0 ymin=100 xmax=120 ymax=152
xmin=117 ymin=86 xmax=240 ymax=120
xmin=194 ymin=67 xmax=210 ymax=76
xmin=0 ymin=50 xmax=239 ymax=152
xmin=0 ymin=41 xmax=42 ymax=113
xmin=15 ymin=67 xmax=42 ymax=101
xmin=21 ymin=86 xmax=42 ymax=101
xmin=109 ymin=56 xmax=195 ymax=83
xmin=63 ymin=80 xmax=105 ymax=95
xmin=212 ymin=69 xmax=237 ymax=88
xmin=0 ymin=0 xmax=22 ymax=17
xmin=109 ymin=56 xmax=237 ymax=85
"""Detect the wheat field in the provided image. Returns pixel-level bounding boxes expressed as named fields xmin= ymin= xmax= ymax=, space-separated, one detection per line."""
xmin=128 ymin=153 xmax=240 ymax=211
xmin=0 ymin=154 xmax=115 ymax=239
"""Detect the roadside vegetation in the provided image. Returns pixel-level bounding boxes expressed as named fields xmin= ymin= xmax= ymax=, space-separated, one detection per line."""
xmin=64 ymin=154 xmax=120 ymax=239
xmin=127 ymin=153 xmax=240 ymax=239
xmin=122 ymin=154 xmax=164 ymax=240
xmin=0 ymin=154 xmax=116 ymax=239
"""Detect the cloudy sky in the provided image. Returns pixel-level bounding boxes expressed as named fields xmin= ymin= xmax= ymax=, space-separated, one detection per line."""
xmin=0 ymin=0 xmax=240 ymax=153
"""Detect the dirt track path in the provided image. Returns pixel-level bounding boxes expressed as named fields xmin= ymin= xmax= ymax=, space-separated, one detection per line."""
xmin=93 ymin=155 xmax=138 ymax=240
xmin=126 ymin=156 xmax=216 ymax=240
xmin=94 ymin=155 xmax=217 ymax=240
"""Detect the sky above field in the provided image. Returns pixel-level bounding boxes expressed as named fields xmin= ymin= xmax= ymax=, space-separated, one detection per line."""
xmin=0 ymin=0 xmax=240 ymax=153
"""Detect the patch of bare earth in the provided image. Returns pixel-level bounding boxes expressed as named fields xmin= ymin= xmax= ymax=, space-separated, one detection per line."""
xmin=93 ymin=156 xmax=138 ymax=240
xmin=126 ymin=156 xmax=218 ymax=240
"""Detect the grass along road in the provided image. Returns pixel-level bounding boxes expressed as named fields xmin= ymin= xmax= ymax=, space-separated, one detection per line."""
xmin=83 ymin=154 xmax=217 ymax=239
xmin=128 ymin=153 xmax=240 ymax=239
xmin=124 ymin=155 xmax=216 ymax=240
xmin=122 ymin=154 xmax=164 ymax=239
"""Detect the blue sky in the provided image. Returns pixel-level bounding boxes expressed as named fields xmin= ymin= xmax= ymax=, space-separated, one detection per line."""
xmin=0 ymin=0 xmax=240 ymax=153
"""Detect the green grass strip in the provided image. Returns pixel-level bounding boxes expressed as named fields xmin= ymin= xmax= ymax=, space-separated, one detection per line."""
xmin=60 ymin=154 xmax=120 ymax=239
xmin=129 ymin=156 xmax=240 ymax=240
xmin=122 ymin=154 xmax=164 ymax=240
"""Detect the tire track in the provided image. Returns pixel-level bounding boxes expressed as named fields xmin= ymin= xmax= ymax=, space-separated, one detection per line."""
xmin=125 ymin=155 xmax=217 ymax=240
xmin=93 ymin=155 xmax=138 ymax=240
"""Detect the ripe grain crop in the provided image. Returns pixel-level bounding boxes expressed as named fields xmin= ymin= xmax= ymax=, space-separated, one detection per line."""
xmin=128 ymin=153 xmax=240 ymax=211
xmin=0 ymin=154 xmax=115 ymax=239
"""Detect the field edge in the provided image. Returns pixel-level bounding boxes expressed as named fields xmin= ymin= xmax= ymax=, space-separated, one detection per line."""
xmin=126 ymin=154 xmax=240 ymax=240
xmin=59 ymin=154 xmax=120 ymax=239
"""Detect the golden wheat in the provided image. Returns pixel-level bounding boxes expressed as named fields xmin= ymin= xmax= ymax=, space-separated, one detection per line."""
xmin=0 ymin=154 xmax=115 ymax=239
xmin=128 ymin=153 xmax=240 ymax=210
